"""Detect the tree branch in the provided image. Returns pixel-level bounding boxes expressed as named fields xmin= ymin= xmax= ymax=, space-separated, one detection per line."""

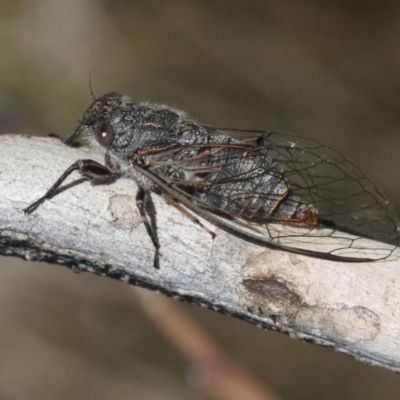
xmin=1 ymin=133 xmax=400 ymax=372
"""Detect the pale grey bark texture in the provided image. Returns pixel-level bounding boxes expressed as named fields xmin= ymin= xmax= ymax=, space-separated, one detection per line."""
xmin=1 ymin=133 xmax=400 ymax=372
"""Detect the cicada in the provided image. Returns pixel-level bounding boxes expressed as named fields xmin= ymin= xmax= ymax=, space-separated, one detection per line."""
xmin=24 ymin=92 xmax=400 ymax=268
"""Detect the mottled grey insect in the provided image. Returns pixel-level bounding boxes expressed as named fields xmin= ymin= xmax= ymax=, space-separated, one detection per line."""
xmin=24 ymin=92 xmax=400 ymax=268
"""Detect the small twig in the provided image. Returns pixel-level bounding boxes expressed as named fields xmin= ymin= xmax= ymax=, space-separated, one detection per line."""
xmin=131 ymin=287 xmax=282 ymax=400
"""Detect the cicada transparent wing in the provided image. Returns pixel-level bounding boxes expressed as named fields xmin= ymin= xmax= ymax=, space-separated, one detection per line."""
xmin=142 ymin=127 xmax=399 ymax=261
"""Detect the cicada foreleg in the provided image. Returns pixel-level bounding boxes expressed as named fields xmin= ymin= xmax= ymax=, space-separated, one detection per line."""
xmin=23 ymin=159 xmax=119 ymax=214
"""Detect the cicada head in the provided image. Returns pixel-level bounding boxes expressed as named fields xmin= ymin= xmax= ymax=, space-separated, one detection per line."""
xmin=80 ymin=92 xmax=138 ymax=158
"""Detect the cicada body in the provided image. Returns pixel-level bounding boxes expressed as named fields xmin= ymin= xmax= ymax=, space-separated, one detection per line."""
xmin=24 ymin=92 xmax=400 ymax=268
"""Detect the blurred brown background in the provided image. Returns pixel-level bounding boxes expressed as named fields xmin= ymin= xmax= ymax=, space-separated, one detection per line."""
xmin=1 ymin=1 xmax=400 ymax=399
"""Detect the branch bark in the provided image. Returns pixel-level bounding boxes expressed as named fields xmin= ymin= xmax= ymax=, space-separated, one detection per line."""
xmin=1 ymin=133 xmax=400 ymax=372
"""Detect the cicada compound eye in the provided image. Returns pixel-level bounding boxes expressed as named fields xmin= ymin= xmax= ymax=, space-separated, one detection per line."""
xmin=94 ymin=121 xmax=115 ymax=147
